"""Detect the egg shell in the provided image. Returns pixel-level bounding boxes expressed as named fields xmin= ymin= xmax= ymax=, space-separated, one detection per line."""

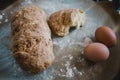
xmin=95 ymin=26 xmax=117 ymax=47
xmin=84 ymin=43 xmax=109 ymax=62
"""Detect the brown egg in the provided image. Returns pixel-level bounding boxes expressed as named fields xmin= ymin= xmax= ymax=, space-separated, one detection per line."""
xmin=95 ymin=26 xmax=117 ymax=47
xmin=84 ymin=43 xmax=109 ymax=62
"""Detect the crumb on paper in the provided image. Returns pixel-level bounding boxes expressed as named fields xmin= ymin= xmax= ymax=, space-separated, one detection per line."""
xmin=68 ymin=55 xmax=73 ymax=60
xmin=60 ymin=69 xmax=63 ymax=72
xmin=4 ymin=19 xmax=8 ymax=22
xmin=79 ymin=72 xmax=83 ymax=75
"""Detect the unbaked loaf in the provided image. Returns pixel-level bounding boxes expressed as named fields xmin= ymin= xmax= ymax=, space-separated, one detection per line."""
xmin=49 ymin=9 xmax=86 ymax=36
xmin=11 ymin=5 xmax=54 ymax=73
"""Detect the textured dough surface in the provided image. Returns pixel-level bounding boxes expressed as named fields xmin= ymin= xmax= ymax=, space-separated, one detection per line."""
xmin=49 ymin=9 xmax=86 ymax=36
xmin=11 ymin=5 xmax=54 ymax=73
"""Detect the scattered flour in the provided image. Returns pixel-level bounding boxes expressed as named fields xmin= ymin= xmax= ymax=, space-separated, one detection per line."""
xmin=57 ymin=37 xmax=92 ymax=78
xmin=2 ymin=13 xmax=5 ymax=15
xmin=0 ymin=15 xmax=3 ymax=20
xmin=79 ymin=72 xmax=83 ymax=76
xmin=58 ymin=54 xmax=83 ymax=78
xmin=4 ymin=19 xmax=8 ymax=22
xmin=0 ymin=12 xmax=9 ymax=24
xmin=0 ymin=14 xmax=3 ymax=24
xmin=68 ymin=55 xmax=73 ymax=60
xmin=66 ymin=68 xmax=74 ymax=78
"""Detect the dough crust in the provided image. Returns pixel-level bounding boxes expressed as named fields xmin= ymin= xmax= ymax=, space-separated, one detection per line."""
xmin=49 ymin=9 xmax=86 ymax=36
xmin=11 ymin=5 xmax=54 ymax=73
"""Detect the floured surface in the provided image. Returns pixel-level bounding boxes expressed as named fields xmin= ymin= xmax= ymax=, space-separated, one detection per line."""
xmin=0 ymin=0 xmax=120 ymax=80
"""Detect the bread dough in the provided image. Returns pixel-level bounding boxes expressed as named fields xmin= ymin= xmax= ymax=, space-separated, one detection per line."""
xmin=49 ymin=9 xmax=85 ymax=36
xmin=11 ymin=5 xmax=54 ymax=73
